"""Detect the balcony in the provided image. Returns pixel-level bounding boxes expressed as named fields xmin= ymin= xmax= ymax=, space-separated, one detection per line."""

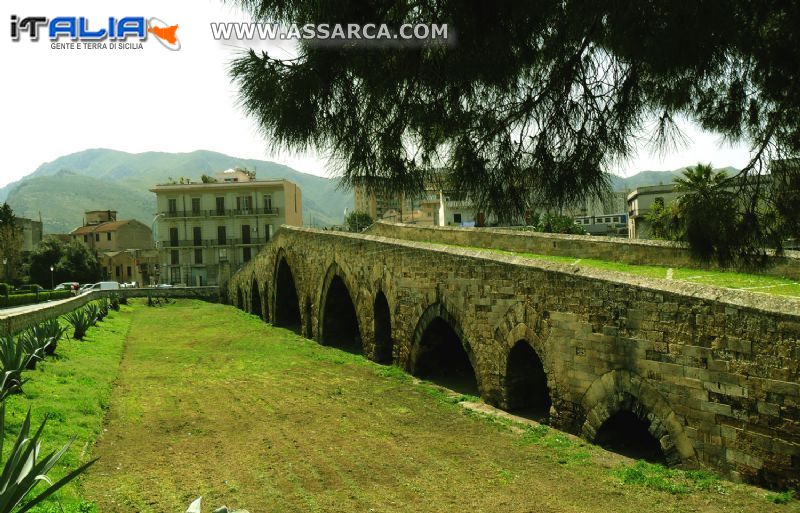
xmin=162 ymin=237 xmax=269 ymax=248
xmin=162 ymin=207 xmax=279 ymax=219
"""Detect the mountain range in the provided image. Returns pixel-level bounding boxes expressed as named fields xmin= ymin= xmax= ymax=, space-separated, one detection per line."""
xmin=0 ymin=149 xmax=352 ymax=233
xmin=0 ymin=148 xmax=739 ymax=234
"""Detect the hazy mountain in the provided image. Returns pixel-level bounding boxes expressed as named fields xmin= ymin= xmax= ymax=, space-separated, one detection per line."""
xmin=2 ymin=149 xmax=352 ymax=233
xmin=609 ymin=166 xmax=739 ymax=191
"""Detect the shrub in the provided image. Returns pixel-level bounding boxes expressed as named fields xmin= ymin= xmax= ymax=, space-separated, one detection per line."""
xmin=109 ymin=293 xmax=120 ymax=311
xmin=0 ymin=335 xmax=34 ymax=394
xmin=0 ymin=282 xmax=12 ymax=295
xmin=97 ymin=298 xmax=109 ymax=320
xmin=65 ymin=309 xmax=92 ymax=340
xmin=0 ymin=290 xmax=72 ymax=308
xmin=0 ymin=404 xmax=97 ymax=513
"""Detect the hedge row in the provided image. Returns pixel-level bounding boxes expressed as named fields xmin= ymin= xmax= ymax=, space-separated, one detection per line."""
xmin=0 ymin=289 xmax=73 ymax=308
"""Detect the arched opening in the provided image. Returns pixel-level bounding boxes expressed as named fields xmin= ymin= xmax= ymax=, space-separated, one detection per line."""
xmin=595 ymin=410 xmax=666 ymax=463
xmin=304 ymin=299 xmax=313 ymax=339
xmin=274 ymin=257 xmax=301 ymax=329
xmin=414 ymin=317 xmax=478 ymax=396
xmin=321 ymin=275 xmax=362 ymax=354
xmin=505 ymin=340 xmax=551 ymax=420
xmin=373 ymin=291 xmax=393 ymax=364
xmin=250 ymin=278 xmax=262 ymax=318
xmin=236 ymin=287 xmax=244 ymax=310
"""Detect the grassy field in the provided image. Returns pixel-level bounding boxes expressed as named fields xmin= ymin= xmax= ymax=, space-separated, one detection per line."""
xmin=3 ymin=304 xmax=131 ymax=512
xmin=40 ymin=299 xmax=790 ymax=512
xmin=438 ymin=243 xmax=800 ymax=298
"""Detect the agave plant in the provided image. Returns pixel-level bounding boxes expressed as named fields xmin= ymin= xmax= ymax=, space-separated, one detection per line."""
xmin=0 ymin=404 xmax=97 ymax=513
xmin=0 ymin=335 xmax=34 ymax=394
xmin=65 ymin=309 xmax=92 ymax=341
xmin=36 ymin=318 xmax=68 ymax=356
xmin=97 ymin=298 xmax=110 ymax=319
xmin=109 ymin=293 xmax=121 ymax=311
xmin=16 ymin=331 xmax=47 ymax=370
xmin=83 ymin=303 xmax=100 ymax=326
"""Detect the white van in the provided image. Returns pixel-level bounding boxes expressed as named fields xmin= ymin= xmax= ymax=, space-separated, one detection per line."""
xmin=81 ymin=281 xmax=120 ymax=294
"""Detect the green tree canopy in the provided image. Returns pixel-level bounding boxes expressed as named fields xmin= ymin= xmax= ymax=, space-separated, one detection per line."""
xmin=29 ymin=237 xmax=101 ymax=287
xmin=345 ymin=211 xmax=374 ymax=232
xmin=229 ymin=0 xmax=800 ymax=257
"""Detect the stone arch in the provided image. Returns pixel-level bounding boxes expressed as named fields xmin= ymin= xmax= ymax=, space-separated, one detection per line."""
xmin=236 ymin=286 xmax=244 ymax=310
xmin=580 ymin=369 xmax=695 ymax=466
xmin=494 ymin=303 xmax=555 ymax=414
xmin=373 ymin=289 xmax=393 ymax=364
xmin=250 ymin=276 xmax=263 ymax=319
xmin=273 ymin=251 xmax=301 ymax=329
xmin=410 ymin=302 xmax=480 ymax=396
xmin=318 ymin=262 xmax=363 ymax=354
xmin=505 ymin=340 xmax=551 ymax=419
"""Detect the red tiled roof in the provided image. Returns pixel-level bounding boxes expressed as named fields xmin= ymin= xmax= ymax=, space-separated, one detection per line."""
xmin=70 ymin=220 xmax=134 ymax=235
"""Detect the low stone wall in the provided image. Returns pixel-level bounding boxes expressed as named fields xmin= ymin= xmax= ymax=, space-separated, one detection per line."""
xmin=0 ymin=286 xmax=220 ymax=336
xmin=365 ymin=221 xmax=800 ymax=279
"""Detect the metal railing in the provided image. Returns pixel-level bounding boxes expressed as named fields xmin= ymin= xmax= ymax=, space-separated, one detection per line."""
xmin=162 ymin=238 xmax=269 ymax=248
xmin=162 ymin=207 xmax=279 ymax=219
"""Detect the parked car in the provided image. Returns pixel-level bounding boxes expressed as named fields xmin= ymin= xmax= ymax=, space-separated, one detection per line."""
xmin=80 ymin=281 xmax=121 ymax=294
xmin=54 ymin=282 xmax=79 ymax=291
xmin=18 ymin=284 xmax=44 ymax=293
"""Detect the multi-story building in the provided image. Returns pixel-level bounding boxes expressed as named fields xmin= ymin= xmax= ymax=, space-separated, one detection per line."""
xmin=70 ymin=210 xmax=153 ymax=251
xmin=1 ymin=216 xmax=42 ymax=282
xmin=626 ymin=184 xmax=684 ymax=239
xmin=150 ymin=169 xmax=303 ymax=286
xmin=18 ymin=217 xmax=43 ymax=252
xmin=69 ymin=210 xmax=156 ymax=285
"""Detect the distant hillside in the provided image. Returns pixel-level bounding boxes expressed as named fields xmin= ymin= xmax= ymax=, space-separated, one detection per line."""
xmin=609 ymin=166 xmax=739 ymax=191
xmin=2 ymin=149 xmax=351 ymax=233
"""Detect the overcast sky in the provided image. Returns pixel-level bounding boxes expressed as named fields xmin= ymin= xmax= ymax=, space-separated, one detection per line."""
xmin=1 ymin=0 xmax=754 ymax=189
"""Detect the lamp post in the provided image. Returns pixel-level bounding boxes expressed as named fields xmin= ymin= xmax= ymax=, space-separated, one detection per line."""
xmin=50 ymin=265 xmax=54 ymax=290
xmin=2 ymin=258 xmax=6 ymax=282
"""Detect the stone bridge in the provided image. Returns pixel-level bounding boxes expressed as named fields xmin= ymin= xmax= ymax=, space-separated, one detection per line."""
xmin=227 ymin=226 xmax=800 ymax=489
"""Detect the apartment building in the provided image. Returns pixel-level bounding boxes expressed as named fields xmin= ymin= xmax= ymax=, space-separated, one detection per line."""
xmin=150 ymin=169 xmax=303 ymax=286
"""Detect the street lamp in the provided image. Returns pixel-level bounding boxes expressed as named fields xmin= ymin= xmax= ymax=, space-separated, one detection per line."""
xmin=50 ymin=266 xmax=54 ymax=290
xmin=2 ymin=258 xmax=6 ymax=282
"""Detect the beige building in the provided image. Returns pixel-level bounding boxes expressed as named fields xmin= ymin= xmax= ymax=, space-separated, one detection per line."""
xmin=150 ymin=169 xmax=303 ymax=286
xmin=18 ymin=217 xmax=43 ymax=252
xmin=626 ymin=184 xmax=683 ymax=239
xmin=70 ymin=210 xmax=154 ymax=251
xmin=355 ymin=183 xmax=487 ymax=227
xmin=102 ymin=249 xmax=159 ymax=286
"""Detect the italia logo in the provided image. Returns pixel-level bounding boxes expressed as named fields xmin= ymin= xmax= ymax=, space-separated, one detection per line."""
xmin=10 ymin=15 xmax=181 ymax=50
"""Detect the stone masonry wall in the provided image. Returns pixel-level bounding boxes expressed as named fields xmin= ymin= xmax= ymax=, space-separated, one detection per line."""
xmin=229 ymin=226 xmax=800 ymax=489
xmin=365 ymin=221 xmax=800 ymax=280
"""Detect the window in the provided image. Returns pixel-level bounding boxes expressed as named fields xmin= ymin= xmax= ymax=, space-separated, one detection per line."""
xmin=243 ymin=247 xmax=252 ymax=262
xmin=453 ymin=213 xmax=462 ymax=224
xmin=236 ymin=196 xmax=253 ymax=212
xmin=107 ymin=232 xmax=112 ymax=241
xmin=217 ymin=226 xmax=226 ymax=245
xmin=264 ymin=194 xmax=273 ymax=212
xmin=95 ymin=233 xmax=100 ymax=242
xmin=127 ymin=266 xmax=132 ymax=277
xmin=193 ymin=227 xmax=202 ymax=246
xmin=241 ymin=224 xmax=251 ymax=244
xmin=191 ymin=198 xmax=201 ymax=214
xmin=83 ymin=235 xmax=88 ymax=242
xmin=169 ymin=227 xmax=179 ymax=246
xmin=115 ymin=266 xmax=121 ymax=277
xmin=168 ymin=198 xmax=177 ymax=213
xmin=215 ymin=197 xmax=225 ymax=215
xmin=170 ymin=250 xmax=179 ymax=265
xmin=194 ymin=248 xmax=203 ymax=264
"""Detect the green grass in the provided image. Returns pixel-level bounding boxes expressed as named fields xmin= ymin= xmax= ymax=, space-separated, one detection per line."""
xmin=435 ymin=242 xmax=800 ymax=297
xmin=68 ymin=300 xmax=795 ymax=512
xmin=2 ymin=305 xmax=131 ymax=512
xmin=614 ymin=460 xmax=727 ymax=495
